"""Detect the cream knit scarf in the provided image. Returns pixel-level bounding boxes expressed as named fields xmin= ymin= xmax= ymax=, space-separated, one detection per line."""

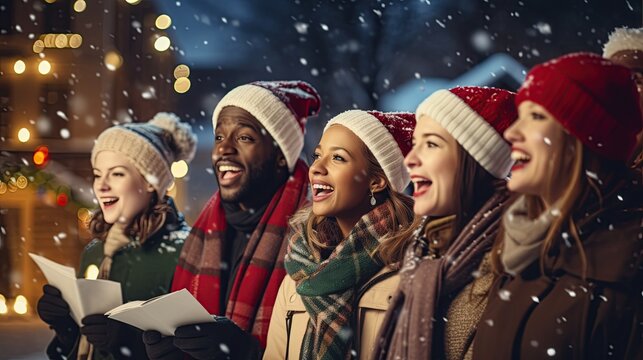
xmin=501 ymin=195 xmax=555 ymax=275
xmin=78 ymin=223 xmax=131 ymax=359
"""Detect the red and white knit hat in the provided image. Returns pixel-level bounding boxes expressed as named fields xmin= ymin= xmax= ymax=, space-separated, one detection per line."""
xmin=516 ymin=52 xmax=642 ymax=162
xmin=324 ymin=110 xmax=416 ymax=192
xmin=416 ymin=86 xmax=517 ymax=179
xmin=212 ymin=81 xmax=321 ymax=172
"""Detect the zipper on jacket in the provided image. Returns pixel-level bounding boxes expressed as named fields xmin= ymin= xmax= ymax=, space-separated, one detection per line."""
xmin=285 ymin=310 xmax=295 ymax=360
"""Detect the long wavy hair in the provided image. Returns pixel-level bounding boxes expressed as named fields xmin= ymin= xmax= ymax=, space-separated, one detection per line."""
xmin=490 ymin=133 xmax=628 ymax=279
xmin=88 ymin=191 xmax=177 ymax=244
xmin=289 ymin=143 xmax=414 ymax=264
xmin=381 ymin=142 xmax=500 ymax=263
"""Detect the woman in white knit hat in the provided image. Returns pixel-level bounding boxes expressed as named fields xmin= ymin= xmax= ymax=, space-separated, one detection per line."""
xmin=603 ymin=26 xmax=643 ymax=167
xmin=263 ymin=110 xmax=416 ymax=360
xmin=374 ymin=86 xmax=517 ymax=360
xmin=36 ymin=113 xmax=197 ymax=360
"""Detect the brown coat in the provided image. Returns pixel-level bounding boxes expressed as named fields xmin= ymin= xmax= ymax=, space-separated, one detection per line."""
xmin=473 ymin=185 xmax=642 ymax=359
xmin=263 ymin=267 xmax=398 ymax=360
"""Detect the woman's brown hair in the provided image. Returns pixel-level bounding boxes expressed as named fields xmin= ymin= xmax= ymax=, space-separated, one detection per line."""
xmin=379 ymin=143 xmax=499 ymax=264
xmin=289 ymin=140 xmax=414 ymax=263
xmin=88 ymin=191 xmax=176 ymax=244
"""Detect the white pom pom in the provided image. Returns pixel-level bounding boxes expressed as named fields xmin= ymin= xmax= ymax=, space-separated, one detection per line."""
xmin=603 ymin=27 xmax=643 ymax=58
xmin=149 ymin=112 xmax=197 ymax=162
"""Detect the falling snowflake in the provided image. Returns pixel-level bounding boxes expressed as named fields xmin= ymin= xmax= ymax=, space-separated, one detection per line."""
xmin=294 ymin=22 xmax=309 ymax=34
xmin=60 ymin=128 xmax=70 ymax=139
xmin=533 ymin=22 xmax=552 ymax=35
xmin=56 ymin=111 xmax=69 ymax=121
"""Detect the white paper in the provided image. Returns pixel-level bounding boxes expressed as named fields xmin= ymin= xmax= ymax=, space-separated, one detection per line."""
xmin=106 ymin=288 xmax=214 ymax=336
xmin=29 ymin=253 xmax=122 ymax=324
xmin=76 ymin=279 xmax=123 ymax=320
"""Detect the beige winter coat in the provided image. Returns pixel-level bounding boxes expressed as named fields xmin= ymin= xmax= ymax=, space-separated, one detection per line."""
xmin=263 ymin=267 xmax=399 ymax=360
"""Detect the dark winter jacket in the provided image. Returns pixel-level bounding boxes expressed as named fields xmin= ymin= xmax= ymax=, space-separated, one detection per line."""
xmin=472 ymin=179 xmax=642 ymax=360
xmin=46 ymin=200 xmax=190 ymax=360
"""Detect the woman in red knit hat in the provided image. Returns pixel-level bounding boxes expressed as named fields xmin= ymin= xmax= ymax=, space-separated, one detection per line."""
xmin=472 ymin=52 xmax=642 ymax=359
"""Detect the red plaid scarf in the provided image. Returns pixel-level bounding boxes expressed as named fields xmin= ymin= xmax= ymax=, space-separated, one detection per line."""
xmin=171 ymin=160 xmax=309 ymax=348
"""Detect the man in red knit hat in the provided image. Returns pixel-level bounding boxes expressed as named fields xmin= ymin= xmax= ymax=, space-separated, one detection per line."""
xmin=143 ymin=81 xmax=321 ymax=359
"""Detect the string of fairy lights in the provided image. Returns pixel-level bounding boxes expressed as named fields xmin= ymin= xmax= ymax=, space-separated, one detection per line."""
xmin=1 ymin=0 xmax=192 ymax=217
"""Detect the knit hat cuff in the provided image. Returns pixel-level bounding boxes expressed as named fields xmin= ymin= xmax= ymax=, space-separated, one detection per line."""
xmin=91 ymin=127 xmax=173 ymax=196
xmin=516 ymin=68 xmax=636 ymax=162
xmin=603 ymin=28 xmax=643 ymax=58
xmin=212 ymin=84 xmax=303 ymax=172
xmin=324 ymin=110 xmax=410 ymax=192
xmin=417 ymin=90 xmax=513 ymax=178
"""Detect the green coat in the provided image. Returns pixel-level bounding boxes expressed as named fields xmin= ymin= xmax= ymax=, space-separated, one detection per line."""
xmin=47 ymin=204 xmax=190 ymax=360
xmin=78 ymin=219 xmax=189 ymax=302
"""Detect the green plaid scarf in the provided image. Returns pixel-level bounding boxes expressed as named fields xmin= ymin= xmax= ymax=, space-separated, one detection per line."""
xmin=284 ymin=204 xmax=394 ymax=360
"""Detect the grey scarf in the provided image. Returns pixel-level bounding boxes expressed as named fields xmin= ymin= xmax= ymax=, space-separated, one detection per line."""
xmin=501 ymin=195 xmax=555 ymax=275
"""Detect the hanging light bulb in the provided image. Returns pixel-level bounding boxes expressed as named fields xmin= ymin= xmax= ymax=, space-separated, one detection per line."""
xmin=154 ymin=36 xmax=171 ymax=52
xmin=155 ymin=14 xmax=172 ymax=30
xmin=0 ymin=294 xmax=7 ymax=315
xmin=18 ymin=128 xmax=30 ymax=142
xmin=14 ymin=60 xmax=26 ymax=74
xmin=13 ymin=295 xmax=28 ymax=315
xmin=38 ymin=60 xmax=51 ymax=75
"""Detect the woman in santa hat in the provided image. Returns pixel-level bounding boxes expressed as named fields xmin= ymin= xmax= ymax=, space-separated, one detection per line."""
xmin=603 ymin=27 xmax=643 ymax=171
xmin=373 ymin=86 xmax=517 ymax=360
xmin=263 ymin=110 xmax=416 ymax=359
xmin=472 ymin=52 xmax=642 ymax=359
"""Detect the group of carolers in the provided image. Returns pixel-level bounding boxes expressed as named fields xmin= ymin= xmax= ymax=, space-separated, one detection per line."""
xmin=36 ymin=27 xmax=642 ymax=360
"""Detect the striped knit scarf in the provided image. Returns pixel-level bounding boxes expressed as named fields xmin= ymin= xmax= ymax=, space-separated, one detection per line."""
xmin=284 ymin=203 xmax=394 ymax=360
xmin=171 ymin=160 xmax=308 ymax=348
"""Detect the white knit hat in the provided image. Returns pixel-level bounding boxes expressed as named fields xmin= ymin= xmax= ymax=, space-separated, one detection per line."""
xmin=212 ymin=81 xmax=321 ymax=172
xmin=323 ymin=110 xmax=416 ymax=192
xmin=603 ymin=27 xmax=643 ymax=58
xmin=416 ymin=87 xmax=516 ymax=179
xmin=91 ymin=113 xmax=197 ymax=197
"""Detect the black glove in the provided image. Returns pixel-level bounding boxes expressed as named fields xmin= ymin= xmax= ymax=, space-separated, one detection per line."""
xmin=174 ymin=317 xmax=261 ymax=360
xmin=37 ymin=284 xmax=79 ymax=350
xmin=80 ymin=314 xmax=120 ymax=352
xmin=143 ymin=330 xmax=184 ymax=360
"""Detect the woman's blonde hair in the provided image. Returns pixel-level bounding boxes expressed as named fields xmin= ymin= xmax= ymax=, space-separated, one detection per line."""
xmin=289 ymin=142 xmax=414 ymax=264
xmin=490 ymin=132 xmax=624 ymax=279
xmin=88 ymin=192 xmax=176 ymax=244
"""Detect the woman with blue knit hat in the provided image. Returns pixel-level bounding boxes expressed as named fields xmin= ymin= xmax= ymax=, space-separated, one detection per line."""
xmin=36 ymin=113 xmax=197 ymax=360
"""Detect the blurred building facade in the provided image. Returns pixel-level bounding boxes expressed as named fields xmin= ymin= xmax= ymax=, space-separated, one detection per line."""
xmin=0 ymin=0 xmax=179 ymax=317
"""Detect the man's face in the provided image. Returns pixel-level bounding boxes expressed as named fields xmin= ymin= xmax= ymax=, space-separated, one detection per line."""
xmin=610 ymin=49 xmax=643 ymax=110
xmin=212 ymin=106 xmax=283 ymax=206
